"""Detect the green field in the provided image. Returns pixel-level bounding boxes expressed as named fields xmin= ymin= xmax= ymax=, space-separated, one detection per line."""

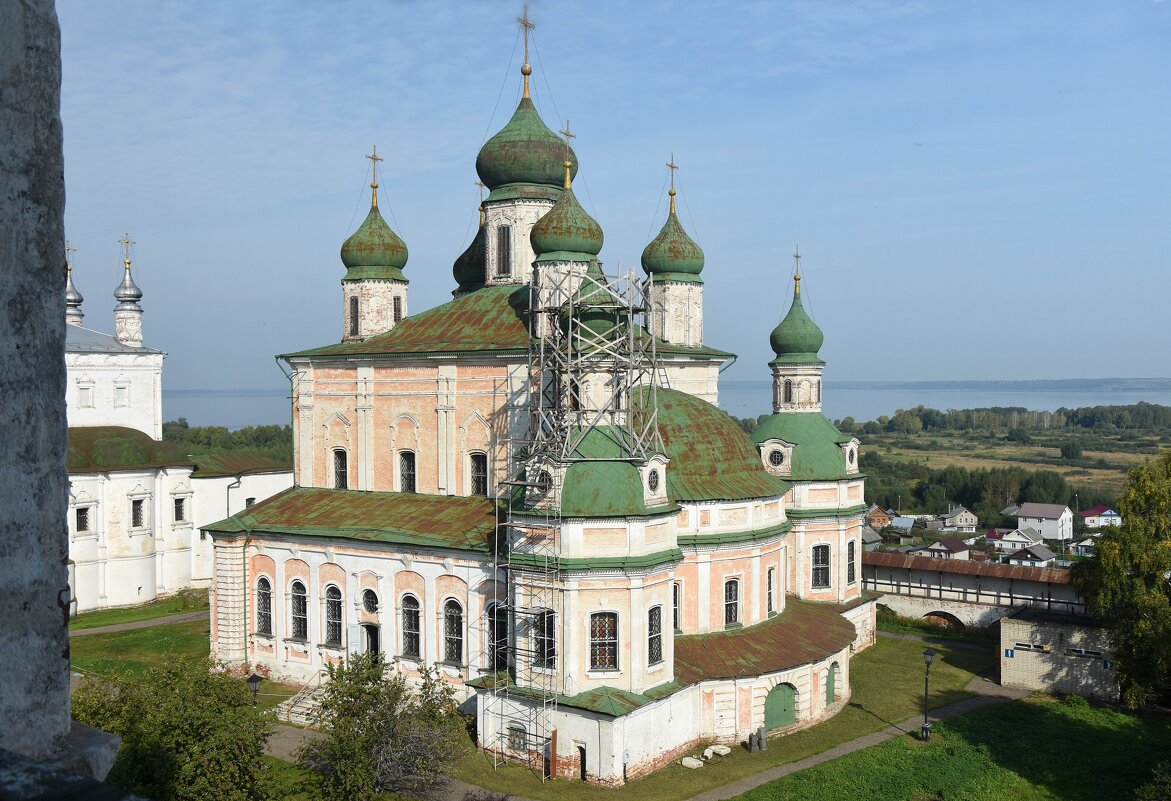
xmin=452 ymin=637 xmax=994 ymax=801
xmin=734 ymin=696 xmax=1171 ymax=801
xmin=69 ymin=588 xmax=209 ymax=630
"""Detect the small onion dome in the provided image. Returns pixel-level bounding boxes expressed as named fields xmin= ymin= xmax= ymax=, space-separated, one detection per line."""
xmin=530 ymin=172 xmax=604 ymax=262
xmin=340 ymin=205 xmax=408 ymax=282
xmin=475 ymin=97 xmax=577 ymax=198
xmin=65 ymin=268 xmax=84 ymax=307
xmin=452 ymin=220 xmax=487 ymax=293
xmin=641 ymin=194 xmax=704 ymax=282
xmin=114 ymin=261 xmax=143 ymax=309
xmin=769 ymin=278 xmax=824 ymax=364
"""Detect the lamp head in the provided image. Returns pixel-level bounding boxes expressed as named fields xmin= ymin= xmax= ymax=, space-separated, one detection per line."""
xmin=923 ymin=648 xmax=937 ymax=667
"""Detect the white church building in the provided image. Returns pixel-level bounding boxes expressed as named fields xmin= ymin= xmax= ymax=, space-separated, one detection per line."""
xmin=65 ymin=243 xmax=292 ymax=613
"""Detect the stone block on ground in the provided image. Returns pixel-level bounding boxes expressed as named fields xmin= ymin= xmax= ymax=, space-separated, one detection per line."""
xmin=681 ymin=756 xmax=704 ymax=769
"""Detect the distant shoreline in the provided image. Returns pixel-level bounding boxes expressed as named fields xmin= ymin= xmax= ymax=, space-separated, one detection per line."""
xmin=725 ymin=378 xmax=1171 ymax=393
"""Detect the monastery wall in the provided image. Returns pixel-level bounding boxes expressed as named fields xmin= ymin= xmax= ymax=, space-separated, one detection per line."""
xmin=66 ymin=350 xmax=164 ymax=437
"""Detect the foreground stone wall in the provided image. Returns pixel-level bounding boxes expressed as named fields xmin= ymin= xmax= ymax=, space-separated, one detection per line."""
xmin=0 ymin=0 xmax=69 ymax=760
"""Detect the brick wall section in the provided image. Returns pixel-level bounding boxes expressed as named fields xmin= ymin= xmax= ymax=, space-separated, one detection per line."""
xmin=999 ymin=611 xmax=1118 ymax=701
xmin=212 ymin=537 xmax=246 ymax=664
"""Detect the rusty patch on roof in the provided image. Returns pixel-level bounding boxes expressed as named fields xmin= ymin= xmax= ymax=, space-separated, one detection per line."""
xmin=191 ymin=452 xmax=291 ymax=478
xmin=674 ymin=596 xmax=858 ymax=684
xmin=863 ymin=549 xmax=1070 ymax=583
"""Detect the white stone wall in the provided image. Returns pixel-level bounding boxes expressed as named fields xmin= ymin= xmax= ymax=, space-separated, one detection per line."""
xmin=649 ymin=281 xmax=704 ymax=348
xmin=66 ymin=349 xmax=164 ymax=438
xmin=342 ymin=278 xmax=407 ymax=341
xmin=660 ymin=359 xmax=720 ymax=405
xmin=484 ymin=198 xmax=555 ymax=286
xmin=189 ymin=470 xmax=294 ymax=583
xmin=770 ymin=363 xmax=825 ymax=414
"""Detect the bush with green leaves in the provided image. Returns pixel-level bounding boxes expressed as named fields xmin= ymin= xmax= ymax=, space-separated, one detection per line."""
xmin=71 ymin=659 xmax=273 ymax=801
xmin=297 ymin=653 xmax=470 ymax=801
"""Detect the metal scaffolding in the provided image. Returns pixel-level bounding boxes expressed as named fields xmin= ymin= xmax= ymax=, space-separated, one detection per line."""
xmin=485 ymin=263 xmax=661 ymax=778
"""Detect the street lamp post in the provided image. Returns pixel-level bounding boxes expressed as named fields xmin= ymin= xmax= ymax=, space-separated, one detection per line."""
xmin=246 ymin=672 xmax=263 ymax=708
xmin=921 ymin=648 xmax=936 ymax=740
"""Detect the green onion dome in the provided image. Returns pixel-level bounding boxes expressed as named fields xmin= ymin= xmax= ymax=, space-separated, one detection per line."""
xmin=769 ymin=277 xmax=824 ymax=364
xmin=530 ymin=164 xmax=604 ymax=262
xmin=340 ymin=200 xmax=408 ymax=282
xmin=476 ymin=97 xmax=578 ymax=198
xmin=452 ymin=213 xmax=487 ymax=293
xmin=641 ymin=190 xmax=704 ymax=282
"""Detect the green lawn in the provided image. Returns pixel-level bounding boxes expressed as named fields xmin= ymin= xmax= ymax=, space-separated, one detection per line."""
xmin=69 ymin=588 xmax=209 ymax=630
xmin=734 ymin=696 xmax=1171 ymax=801
xmin=69 ymin=618 xmax=212 ymax=677
xmin=451 ymin=637 xmax=994 ymax=801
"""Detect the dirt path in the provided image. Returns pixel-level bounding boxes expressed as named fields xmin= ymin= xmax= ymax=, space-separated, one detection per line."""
xmin=68 ymin=610 xmax=209 ymax=637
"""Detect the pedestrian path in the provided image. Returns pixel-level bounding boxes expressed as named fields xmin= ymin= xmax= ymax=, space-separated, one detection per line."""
xmin=68 ymin=610 xmax=209 ymax=637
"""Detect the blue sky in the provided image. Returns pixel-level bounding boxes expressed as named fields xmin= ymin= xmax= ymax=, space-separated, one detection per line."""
xmin=59 ymin=1 xmax=1171 ymax=400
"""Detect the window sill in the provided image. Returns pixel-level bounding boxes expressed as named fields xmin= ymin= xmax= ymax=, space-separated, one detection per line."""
xmin=317 ymin=642 xmax=345 ymax=653
xmin=586 ymin=668 xmax=621 ymax=677
xmin=647 ymin=661 xmax=666 ymax=673
xmin=767 ymin=610 xmax=778 ymax=619
xmin=530 ymin=665 xmax=556 ymax=675
xmin=724 ymin=622 xmax=743 ymax=631
xmin=251 ymin=632 xmax=275 ymax=642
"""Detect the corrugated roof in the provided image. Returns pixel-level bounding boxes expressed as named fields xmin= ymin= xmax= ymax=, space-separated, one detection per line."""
xmin=863 ymin=549 xmax=1070 ymax=583
xmin=191 ymin=452 xmax=292 ymax=478
xmin=646 ymin=387 xmax=789 ymax=502
xmin=674 ymin=596 xmax=858 ymax=684
xmin=203 ymin=486 xmax=498 ymax=553
xmin=65 ymin=324 xmax=163 ymax=355
xmin=281 ymin=284 xmax=731 ymax=361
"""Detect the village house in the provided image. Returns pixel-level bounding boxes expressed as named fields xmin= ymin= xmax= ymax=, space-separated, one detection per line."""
xmin=909 ymin=537 xmax=970 ymax=561
xmin=1078 ymin=505 xmax=1122 ymax=529
xmin=864 ymin=504 xmax=891 ymax=530
xmin=941 ymin=505 xmax=978 ymax=533
xmin=1007 ymin=544 xmax=1057 ymax=568
xmin=1016 ymin=502 xmax=1074 ymax=542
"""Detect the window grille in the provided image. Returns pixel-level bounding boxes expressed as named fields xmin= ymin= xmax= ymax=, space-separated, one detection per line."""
xmin=470 ymin=452 xmax=488 ymax=496
xmin=349 ymin=296 xmax=359 ymax=336
xmin=767 ymin=567 xmax=776 ymax=613
xmin=848 ymin=540 xmax=857 ymax=583
xmin=399 ymin=451 xmax=416 ymax=493
xmin=648 ymin=606 xmax=663 ymax=665
xmin=362 ymin=589 xmax=378 ymax=613
xmin=401 ymin=595 xmax=421 ymax=657
xmin=489 ymin=603 xmax=508 ymax=671
xmin=291 ymin=581 xmax=308 ymax=640
xmin=672 ymin=582 xmax=681 ymax=631
xmin=333 ymin=449 xmax=347 ymax=489
xmin=325 ymin=586 xmax=343 ymax=646
xmin=444 ymin=600 xmax=463 ymax=664
xmin=813 ymin=544 xmax=831 ymax=588
xmin=131 ymin=498 xmax=145 ymax=528
xmin=496 ymin=226 xmax=512 ymax=276
xmin=76 ymin=507 xmax=90 ymax=533
xmin=256 ymin=578 xmax=272 ymax=635
xmin=174 ymin=497 xmax=186 ymax=523
xmin=724 ymin=579 xmax=739 ymax=625
xmin=590 ymin=612 xmax=618 ymax=670
xmin=393 ymin=295 xmax=402 ymax=323
xmin=535 ymin=609 xmax=556 ymax=668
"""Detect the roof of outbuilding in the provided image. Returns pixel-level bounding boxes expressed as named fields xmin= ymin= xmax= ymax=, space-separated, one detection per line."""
xmin=282 ymin=284 xmax=732 ymax=362
xmin=65 ymin=325 xmax=162 ymax=355
xmin=189 ymin=452 xmax=292 ymax=478
xmin=203 ymin=486 xmax=499 ymax=553
xmin=750 ymin=412 xmax=854 ymax=481
xmin=68 ymin=426 xmax=188 ymax=472
xmin=1078 ymin=505 xmax=1117 ymax=517
xmin=863 ymin=550 xmax=1070 ymax=583
xmin=643 ymin=387 xmax=789 ymax=502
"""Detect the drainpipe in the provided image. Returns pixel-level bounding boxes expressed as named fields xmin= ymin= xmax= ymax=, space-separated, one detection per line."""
xmin=718 ymin=354 xmax=738 ymax=374
xmin=242 ymin=531 xmax=251 ymax=666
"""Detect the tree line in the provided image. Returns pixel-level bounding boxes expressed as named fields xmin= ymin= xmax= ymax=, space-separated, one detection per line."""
xmin=163 ymin=417 xmax=293 ymax=463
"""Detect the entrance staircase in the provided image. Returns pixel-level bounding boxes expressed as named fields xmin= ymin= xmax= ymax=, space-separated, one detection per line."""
xmin=276 ymin=673 xmax=325 ymax=728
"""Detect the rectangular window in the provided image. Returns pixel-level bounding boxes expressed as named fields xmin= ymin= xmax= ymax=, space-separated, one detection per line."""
xmin=648 ymin=606 xmax=663 ymax=666
xmin=245 ymin=497 xmax=256 ymax=508
xmin=333 ymin=449 xmax=347 ymax=489
xmin=848 ymin=540 xmax=857 ymax=583
xmin=393 ymin=296 xmax=403 ymax=323
xmin=256 ymin=579 xmax=272 ymax=636
xmin=767 ymin=567 xmax=775 ymax=613
xmin=470 ymin=453 xmax=489 ymax=496
xmin=672 ymin=582 xmax=681 ymax=632
xmin=114 ymin=384 xmax=129 ymax=407
xmin=325 ymin=588 xmax=343 ymax=646
xmin=535 ymin=610 xmax=556 ymax=669
xmin=812 ymin=544 xmax=831 ymax=589
xmin=75 ymin=507 xmax=90 ymax=533
xmin=508 ymin=725 xmax=527 ymax=752
xmin=349 ymin=296 xmax=359 ymax=336
xmin=443 ymin=601 xmax=464 ymax=664
xmin=78 ymin=385 xmax=94 ymax=408
xmin=131 ymin=498 xmax=145 ymax=528
xmin=399 ymin=451 xmax=416 ymax=493
xmin=590 ymin=612 xmax=618 ymax=670
xmin=291 ymin=582 xmax=308 ymax=641
xmin=724 ymin=580 xmax=739 ymax=625
xmin=402 ymin=597 xmax=421 ymax=658
xmin=496 ymin=226 xmax=512 ymax=277
xmin=173 ymin=497 xmax=186 ymax=523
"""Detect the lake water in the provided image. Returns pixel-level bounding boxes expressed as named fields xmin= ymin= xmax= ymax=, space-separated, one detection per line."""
xmin=165 ymin=381 xmax=1171 ymax=430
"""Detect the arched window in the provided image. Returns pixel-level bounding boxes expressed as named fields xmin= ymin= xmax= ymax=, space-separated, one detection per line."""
xmin=393 ymin=295 xmax=403 ymax=323
xmin=589 ymin=612 xmax=618 ymax=670
xmin=813 ymin=544 xmax=831 ymax=589
xmin=672 ymin=582 xmax=681 ymax=632
xmin=443 ymin=600 xmax=464 ymax=664
xmin=362 ymin=589 xmax=378 ymax=613
xmin=783 ymin=379 xmax=793 ymax=404
xmin=290 ymin=580 xmax=308 ymax=641
xmin=496 ymin=226 xmax=512 ymax=277
xmin=647 ymin=606 xmax=663 ymax=666
xmin=488 ymin=603 xmax=508 ymax=671
xmin=814 ymin=380 xmax=821 ymax=404
xmin=401 ymin=595 xmax=421 ymax=658
xmin=325 ymin=585 xmax=343 ymax=646
xmin=470 ymin=452 xmax=489 ymax=496
xmin=349 ymin=296 xmax=359 ymax=336
xmin=767 ymin=567 xmax=776 ymax=614
xmin=848 ymin=540 xmax=857 ymax=584
xmin=333 ymin=449 xmax=347 ymax=489
xmin=535 ymin=609 xmax=555 ymax=669
xmin=724 ymin=579 xmax=739 ymax=625
xmin=399 ymin=451 xmax=416 ymax=493
xmin=256 ymin=577 xmax=272 ymax=635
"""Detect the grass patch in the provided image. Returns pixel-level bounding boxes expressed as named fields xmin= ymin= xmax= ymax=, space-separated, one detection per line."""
xmin=451 ymin=637 xmax=993 ymax=801
xmin=734 ymin=696 xmax=1171 ymax=801
xmin=877 ymin=608 xmax=998 ymax=646
xmin=69 ymin=618 xmax=211 ymax=678
xmin=70 ymin=588 xmax=208 ymax=630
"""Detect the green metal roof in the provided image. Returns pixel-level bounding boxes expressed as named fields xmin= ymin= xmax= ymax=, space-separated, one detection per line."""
xmin=203 ymin=486 xmax=499 ymax=553
xmin=751 ymin=412 xmax=854 ymax=481
xmin=189 ymin=452 xmax=292 ymax=478
xmin=642 ymin=388 xmax=789 ymax=502
xmin=475 ymin=97 xmax=578 ymax=202
xmin=467 ymin=673 xmax=683 ymax=717
xmin=674 ymin=596 xmax=858 ymax=684
xmin=452 ymin=220 xmax=486 ymax=293
xmin=68 ymin=426 xmax=189 ymax=473
xmin=530 ymin=185 xmax=603 ymax=262
xmin=641 ymin=209 xmax=704 ymax=281
xmin=340 ymin=205 xmax=408 ymax=282
xmin=769 ymin=283 xmax=823 ymax=365
xmin=282 ymin=284 xmax=733 ymax=361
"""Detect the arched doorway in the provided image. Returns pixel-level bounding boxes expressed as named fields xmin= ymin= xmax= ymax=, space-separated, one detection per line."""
xmin=825 ymin=661 xmax=839 ymax=704
xmin=362 ymin=623 xmax=380 ymax=655
xmin=764 ymin=683 xmax=796 ymax=729
xmin=923 ymin=611 xmax=965 ymax=629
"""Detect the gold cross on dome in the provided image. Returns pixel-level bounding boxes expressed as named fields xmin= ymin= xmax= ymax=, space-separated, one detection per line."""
xmin=559 ymin=120 xmax=576 ymax=155
xmin=475 ymin=179 xmax=486 ymax=203
xmin=118 ymin=233 xmax=135 ymax=264
xmin=366 ymin=146 xmax=384 ymax=206
xmin=518 ymin=6 xmax=535 ymax=62
xmin=666 ymin=153 xmax=678 ymax=190
xmin=793 ymin=245 xmax=802 ymax=293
